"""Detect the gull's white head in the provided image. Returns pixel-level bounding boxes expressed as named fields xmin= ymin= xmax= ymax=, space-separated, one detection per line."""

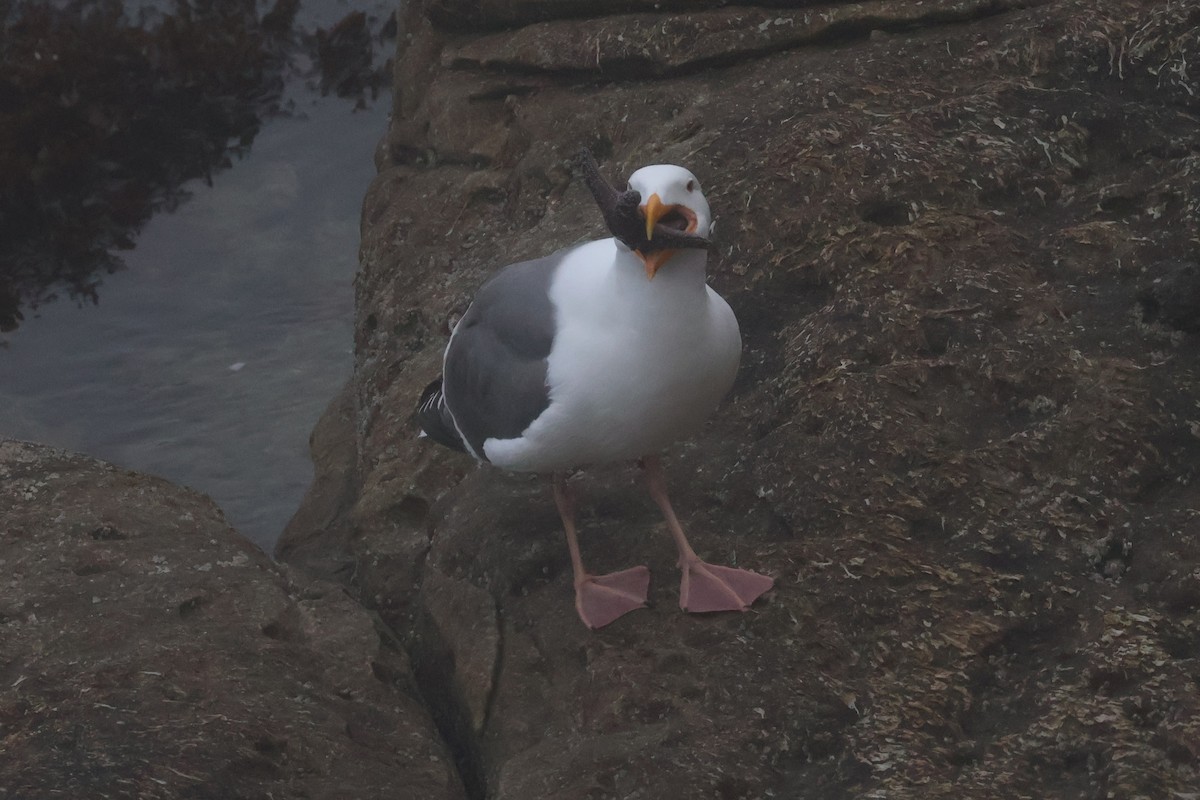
xmin=627 ymin=164 xmax=712 ymax=238
xmin=627 ymin=164 xmax=712 ymax=278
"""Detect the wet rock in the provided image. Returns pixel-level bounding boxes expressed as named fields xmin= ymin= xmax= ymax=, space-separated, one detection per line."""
xmin=0 ymin=440 xmax=466 ymax=800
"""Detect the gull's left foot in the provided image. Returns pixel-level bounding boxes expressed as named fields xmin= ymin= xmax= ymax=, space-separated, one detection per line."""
xmin=679 ymin=560 xmax=773 ymax=614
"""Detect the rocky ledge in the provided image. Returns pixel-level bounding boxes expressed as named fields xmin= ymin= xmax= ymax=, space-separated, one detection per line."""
xmin=282 ymin=0 xmax=1200 ymax=797
xmin=0 ymin=440 xmax=464 ymax=800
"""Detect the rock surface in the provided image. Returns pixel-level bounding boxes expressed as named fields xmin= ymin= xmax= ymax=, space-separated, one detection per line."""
xmin=281 ymin=0 xmax=1200 ymax=797
xmin=1 ymin=440 xmax=465 ymax=800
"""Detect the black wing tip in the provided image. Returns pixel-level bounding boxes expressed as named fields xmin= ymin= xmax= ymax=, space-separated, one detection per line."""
xmin=416 ymin=378 xmax=443 ymax=412
xmin=415 ymin=377 xmax=468 ymax=454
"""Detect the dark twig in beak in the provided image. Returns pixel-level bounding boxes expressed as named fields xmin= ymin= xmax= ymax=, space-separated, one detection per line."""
xmin=576 ymin=148 xmax=711 ymax=254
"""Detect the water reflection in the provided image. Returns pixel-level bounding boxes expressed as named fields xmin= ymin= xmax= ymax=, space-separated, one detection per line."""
xmin=0 ymin=0 xmax=295 ymax=331
xmin=0 ymin=89 xmax=388 ymax=550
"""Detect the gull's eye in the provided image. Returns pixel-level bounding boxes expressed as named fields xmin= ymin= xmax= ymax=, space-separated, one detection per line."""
xmin=686 ymin=180 xmax=696 ymax=192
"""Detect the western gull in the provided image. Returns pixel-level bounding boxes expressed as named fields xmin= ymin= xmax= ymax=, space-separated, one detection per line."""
xmin=417 ymin=150 xmax=773 ymax=629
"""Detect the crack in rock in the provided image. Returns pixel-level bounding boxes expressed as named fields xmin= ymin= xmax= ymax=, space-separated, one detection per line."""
xmin=445 ymin=0 xmax=1051 ymax=79
xmin=411 ymin=567 xmax=503 ymax=800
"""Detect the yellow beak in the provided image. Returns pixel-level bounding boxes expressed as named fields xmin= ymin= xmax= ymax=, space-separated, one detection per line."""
xmin=643 ymin=193 xmax=666 ymax=240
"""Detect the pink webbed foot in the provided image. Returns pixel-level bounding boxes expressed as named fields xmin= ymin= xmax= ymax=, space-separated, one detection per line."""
xmin=574 ymin=565 xmax=651 ymax=629
xmin=679 ymin=560 xmax=773 ymax=614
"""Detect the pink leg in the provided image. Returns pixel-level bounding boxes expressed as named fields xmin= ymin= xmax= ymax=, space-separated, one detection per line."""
xmin=641 ymin=456 xmax=773 ymax=614
xmin=553 ymin=474 xmax=649 ymax=629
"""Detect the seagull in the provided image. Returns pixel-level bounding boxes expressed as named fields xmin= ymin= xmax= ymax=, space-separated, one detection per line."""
xmin=416 ymin=150 xmax=773 ymax=629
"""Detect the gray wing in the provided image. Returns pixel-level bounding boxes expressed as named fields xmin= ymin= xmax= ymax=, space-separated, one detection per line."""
xmin=442 ymin=250 xmax=563 ymax=460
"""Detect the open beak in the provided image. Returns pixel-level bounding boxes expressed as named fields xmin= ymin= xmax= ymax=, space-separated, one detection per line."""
xmin=638 ymin=193 xmax=674 ymax=278
xmin=637 ymin=192 xmax=701 ymax=279
xmin=644 ymin=193 xmax=667 ymax=240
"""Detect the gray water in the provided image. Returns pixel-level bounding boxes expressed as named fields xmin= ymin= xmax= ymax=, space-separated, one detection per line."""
xmin=0 ymin=88 xmax=388 ymax=551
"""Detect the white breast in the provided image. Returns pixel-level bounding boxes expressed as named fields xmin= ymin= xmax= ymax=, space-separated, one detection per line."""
xmin=483 ymin=239 xmax=741 ymax=472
